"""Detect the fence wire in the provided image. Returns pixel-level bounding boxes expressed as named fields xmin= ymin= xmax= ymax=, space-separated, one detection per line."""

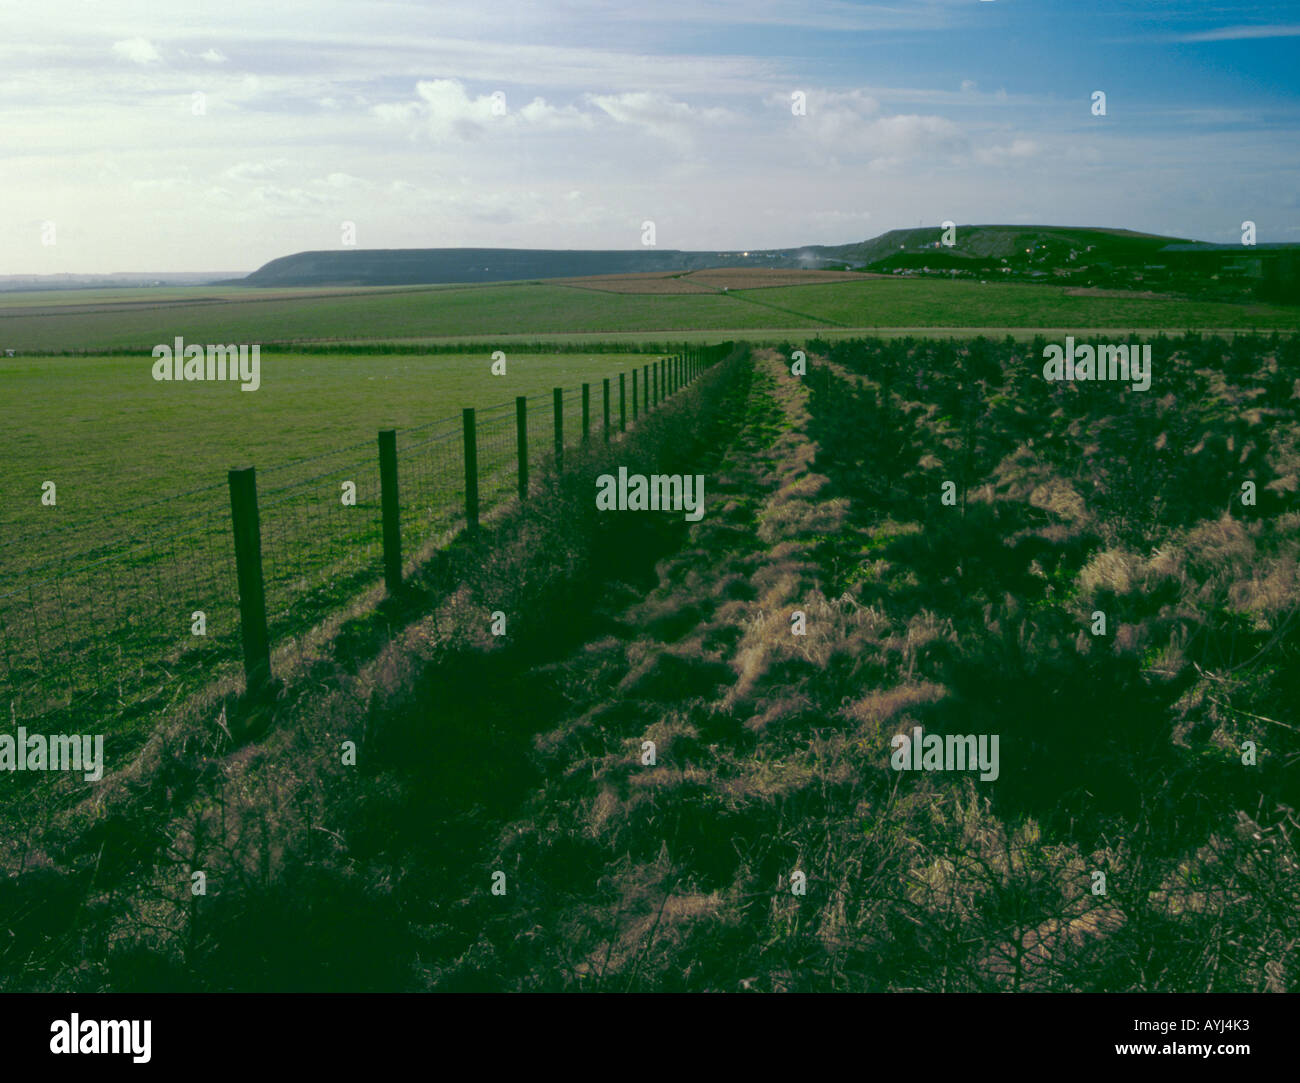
xmin=0 ymin=345 xmax=726 ymax=730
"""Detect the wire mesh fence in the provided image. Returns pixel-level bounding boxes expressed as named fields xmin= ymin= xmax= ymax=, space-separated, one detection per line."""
xmin=0 ymin=344 xmax=731 ymax=729
xmin=397 ymin=414 xmax=466 ymax=560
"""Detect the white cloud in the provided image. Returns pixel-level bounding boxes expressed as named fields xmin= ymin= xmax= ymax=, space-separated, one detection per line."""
xmin=375 ymin=79 xmax=591 ymax=141
xmin=223 ymin=160 xmax=286 ymax=183
xmin=1174 ymin=24 xmax=1300 ymax=43
xmin=586 ymin=91 xmax=735 ymax=149
xmin=786 ymin=90 xmax=967 ymax=163
xmin=111 ymin=38 xmax=162 ymax=65
xmin=974 ymin=138 xmax=1038 ymax=165
xmin=180 ymin=47 xmax=228 ymax=63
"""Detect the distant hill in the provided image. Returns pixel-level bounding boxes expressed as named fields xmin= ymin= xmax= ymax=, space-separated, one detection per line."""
xmin=234 ymin=226 xmax=1207 ymax=288
xmin=234 ymin=246 xmax=833 ymax=288
xmin=230 ymin=225 xmax=1300 ymax=304
xmin=824 ymin=225 xmax=1298 ymax=303
xmin=825 ymin=224 xmax=1192 ymax=268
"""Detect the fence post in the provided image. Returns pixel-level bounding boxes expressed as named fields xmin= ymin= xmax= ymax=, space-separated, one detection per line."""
xmin=582 ymin=382 xmax=590 ymax=444
xmin=619 ymin=372 xmax=626 ymax=432
xmin=654 ymin=360 xmax=660 ymax=408
xmin=553 ymin=387 xmax=563 ymax=471
xmin=632 ymin=368 xmax=639 ymax=422
xmin=516 ymin=396 xmax=528 ymax=501
xmin=227 ymin=466 xmax=271 ymax=697
xmin=643 ymin=364 xmax=650 ymax=413
xmin=378 ymin=430 xmax=402 ymax=596
xmin=603 ymin=378 xmax=611 ymax=443
xmin=463 ymin=408 xmax=479 ymax=532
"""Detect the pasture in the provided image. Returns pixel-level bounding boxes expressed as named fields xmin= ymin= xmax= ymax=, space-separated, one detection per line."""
xmin=1 ymin=270 xmax=1297 ymax=994
xmin=2 ymin=264 xmax=1297 ymax=769
xmin=1 ymin=349 xmax=656 ymax=559
xmin=3 ymin=275 xmax=1299 ymax=355
xmin=0 ymin=347 xmax=670 ymax=739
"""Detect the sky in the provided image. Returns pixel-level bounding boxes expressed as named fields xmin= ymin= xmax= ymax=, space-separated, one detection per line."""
xmin=2 ymin=0 xmax=1298 ymax=273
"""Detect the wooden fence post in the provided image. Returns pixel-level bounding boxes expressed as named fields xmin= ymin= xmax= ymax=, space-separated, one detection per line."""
xmin=553 ymin=387 xmax=563 ymax=471
xmin=463 ymin=407 xmax=479 ymax=532
xmin=603 ymin=378 xmax=611 ymax=443
xmin=516 ymin=396 xmax=528 ymax=501
xmin=619 ymin=372 xmax=626 ymax=432
xmin=227 ymin=466 xmax=271 ymax=696
xmin=632 ymin=368 xmax=639 ymax=421
xmin=582 ymin=382 xmax=590 ymax=444
xmin=643 ymin=364 xmax=650 ymax=413
xmin=378 ymin=430 xmax=401 ymax=596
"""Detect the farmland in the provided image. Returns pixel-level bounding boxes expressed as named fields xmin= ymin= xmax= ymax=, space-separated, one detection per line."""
xmin=1 ymin=267 xmax=1299 ymax=994
xmin=4 ymin=331 xmax=1297 ymax=993
xmin=0 ymin=346 xmax=680 ymax=750
xmin=3 ymin=266 xmax=1298 ymax=750
xmin=553 ymin=268 xmax=877 ymax=292
xmin=1 ymin=349 xmax=660 ymax=558
xmin=4 ymin=275 xmax=1300 ymax=355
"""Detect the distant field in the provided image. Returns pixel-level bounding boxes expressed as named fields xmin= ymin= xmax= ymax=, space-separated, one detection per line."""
xmin=0 ymin=282 xmax=471 ymax=310
xmin=555 ymin=267 xmax=875 ymax=293
xmin=742 ymin=278 xmax=1300 ymax=330
xmin=3 ymin=275 xmax=1299 ymax=353
xmin=2 ymin=262 xmax=1298 ymax=739
xmin=0 ymin=284 xmax=763 ymax=351
xmin=1 ymin=350 xmax=650 ymax=568
xmin=0 ymin=348 xmax=666 ymax=731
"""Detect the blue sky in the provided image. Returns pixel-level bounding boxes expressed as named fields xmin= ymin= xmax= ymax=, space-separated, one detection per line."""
xmin=2 ymin=0 xmax=1297 ymax=272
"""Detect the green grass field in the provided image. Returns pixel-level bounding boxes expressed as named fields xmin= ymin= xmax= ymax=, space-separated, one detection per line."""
xmin=1 ymin=349 xmax=655 ymax=554
xmin=1 ymin=266 xmax=1296 ymax=746
xmin=4 ymin=276 xmax=1298 ymax=353
xmin=0 ymin=347 xmax=676 ymax=735
xmin=744 ymin=277 xmax=1300 ymax=329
